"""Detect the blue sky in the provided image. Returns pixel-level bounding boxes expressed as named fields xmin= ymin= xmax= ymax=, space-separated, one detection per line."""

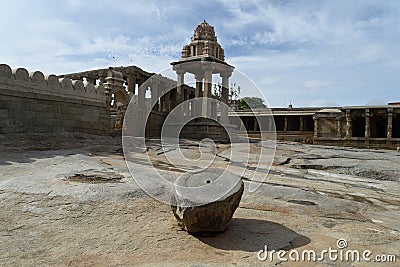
xmin=1 ymin=0 xmax=399 ymax=107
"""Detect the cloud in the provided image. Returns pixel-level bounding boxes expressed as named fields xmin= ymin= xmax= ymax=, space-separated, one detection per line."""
xmin=308 ymin=99 xmax=340 ymax=107
xmin=0 ymin=0 xmax=399 ymax=107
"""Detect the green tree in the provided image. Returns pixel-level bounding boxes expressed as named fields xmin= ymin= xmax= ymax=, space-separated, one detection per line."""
xmin=239 ymin=97 xmax=266 ymax=110
xmin=213 ymin=82 xmax=241 ymax=100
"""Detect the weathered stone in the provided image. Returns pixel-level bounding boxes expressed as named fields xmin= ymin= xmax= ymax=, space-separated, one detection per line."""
xmin=46 ymin=74 xmax=61 ymax=90
xmin=67 ymin=170 xmax=123 ymax=183
xmin=171 ymin=168 xmax=244 ymax=234
xmin=0 ymin=64 xmax=13 ymax=79
xmin=30 ymin=71 xmax=46 ymax=89
xmin=13 ymin=68 xmax=30 ymax=82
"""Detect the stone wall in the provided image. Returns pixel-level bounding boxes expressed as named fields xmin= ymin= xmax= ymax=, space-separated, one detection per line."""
xmin=0 ymin=64 xmax=111 ymax=135
xmin=146 ymin=110 xmax=167 ymax=138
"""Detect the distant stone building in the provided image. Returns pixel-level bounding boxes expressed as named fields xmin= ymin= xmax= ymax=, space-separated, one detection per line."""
xmin=0 ymin=20 xmax=399 ymax=149
xmin=231 ymin=104 xmax=400 ymax=149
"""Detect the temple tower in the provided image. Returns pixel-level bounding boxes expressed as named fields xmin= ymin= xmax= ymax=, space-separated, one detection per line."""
xmin=170 ymin=20 xmax=234 ymax=124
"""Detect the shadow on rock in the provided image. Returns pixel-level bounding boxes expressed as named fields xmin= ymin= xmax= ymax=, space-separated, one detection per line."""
xmin=195 ymin=218 xmax=310 ymax=252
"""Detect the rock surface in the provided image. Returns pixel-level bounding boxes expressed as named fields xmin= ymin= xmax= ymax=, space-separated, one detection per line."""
xmin=171 ymin=168 xmax=244 ymax=233
xmin=0 ymin=136 xmax=399 ymax=266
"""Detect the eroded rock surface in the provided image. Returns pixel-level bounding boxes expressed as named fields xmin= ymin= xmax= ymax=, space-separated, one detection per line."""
xmin=0 ymin=136 xmax=399 ymax=266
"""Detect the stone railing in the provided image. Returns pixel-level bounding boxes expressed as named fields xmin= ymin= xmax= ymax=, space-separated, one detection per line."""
xmin=0 ymin=64 xmax=111 ymax=135
xmin=0 ymin=64 xmax=106 ymax=103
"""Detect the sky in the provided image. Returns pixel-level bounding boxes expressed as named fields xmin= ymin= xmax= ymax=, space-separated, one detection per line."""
xmin=1 ymin=0 xmax=399 ymax=107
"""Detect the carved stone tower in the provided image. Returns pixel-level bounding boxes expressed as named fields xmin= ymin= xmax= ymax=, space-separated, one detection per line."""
xmin=171 ymin=20 xmax=234 ymax=123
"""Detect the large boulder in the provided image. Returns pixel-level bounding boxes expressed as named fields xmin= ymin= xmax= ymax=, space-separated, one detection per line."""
xmin=171 ymin=168 xmax=244 ymax=234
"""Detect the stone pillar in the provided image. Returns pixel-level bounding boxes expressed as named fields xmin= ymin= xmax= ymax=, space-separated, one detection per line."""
xmin=195 ymin=75 xmax=203 ymax=98
xmin=211 ymin=99 xmax=217 ymax=119
xmin=173 ymin=71 xmax=185 ymax=121
xmin=158 ymin=82 xmax=166 ymax=112
xmin=299 ymin=116 xmax=304 ymax=132
xmin=365 ymin=109 xmax=370 ymax=139
xmin=313 ymin=117 xmax=319 ymax=138
xmin=103 ymin=68 xmax=125 ymax=108
xmin=151 ymin=78 xmax=160 ymax=110
xmin=346 ymin=109 xmax=352 ymax=138
xmin=268 ymin=117 xmax=273 ymax=131
xmin=127 ymin=74 xmax=137 ymax=94
xmin=253 ymin=117 xmax=258 ymax=132
xmin=202 ymin=64 xmax=214 ymax=117
xmin=220 ymin=73 xmax=230 ymax=124
xmin=170 ymin=88 xmax=177 ymax=110
xmin=284 ymin=116 xmax=288 ymax=132
xmin=176 ymin=71 xmax=185 ymax=105
xmin=138 ymin=79 xmax=146 ymax=112
xmin=133 ymin=77 xmax=146 ymax=137
xmin=388 ymin=108 xmax=393 ymax=139
xmin=163 ymin=91 xmax=170 ymax=113
xmin=194 ymin=74 xmax=203 ymax=116
xmin=183 ymin=87 xmax=190 ymax=116
xmin=336 ymin=116 xmax=342 ymax=138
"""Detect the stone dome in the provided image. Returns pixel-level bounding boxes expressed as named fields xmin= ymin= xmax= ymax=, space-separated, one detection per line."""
xmin=191 ymin=20 xmax=217 ymax=42
xmin=181 ymin=20 xmax=225 ymax=61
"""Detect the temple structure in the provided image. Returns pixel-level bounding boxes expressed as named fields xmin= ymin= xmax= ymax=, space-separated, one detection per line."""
xmin=167 ymin=20 xmax=236 ymax=141
xmin=170 ymin=20 xmax=233 ymax=124
xmin=1 ymin=20 xmax=399 ymax=149
xmin=231 ymin=104 xmax=400 ymax=149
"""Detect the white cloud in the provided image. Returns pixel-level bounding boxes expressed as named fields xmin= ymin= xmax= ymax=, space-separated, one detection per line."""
xmin=0 ymin=0 xmax=399 ymax=107
xmin=308 ymin=99 xmax=340 ymax=107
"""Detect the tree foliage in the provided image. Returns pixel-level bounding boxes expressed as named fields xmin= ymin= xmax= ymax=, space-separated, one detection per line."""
xmin=239 ymin=97 xmax=266 ymax=110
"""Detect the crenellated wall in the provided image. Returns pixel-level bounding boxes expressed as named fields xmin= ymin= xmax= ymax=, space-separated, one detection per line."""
xmin=0 ymin=64 xmax=111 ymax=135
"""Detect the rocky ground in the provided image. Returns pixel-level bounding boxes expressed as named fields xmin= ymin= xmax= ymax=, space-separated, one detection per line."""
xmin=0 ymin=133 xmax=399 ymax=266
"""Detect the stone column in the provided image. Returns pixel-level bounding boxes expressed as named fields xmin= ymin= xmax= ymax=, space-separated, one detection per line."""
xmin=151 ymin=78 xmax=160 ymax=110
xmin=173 ymin=71 xmax=185 ymax=121
xmin=313 ymin=117 xmax=319 ymax=138
xmin=253 ymin=117 xmax=258 ymax=132
xmin=194 ymin=74 xmax=203 ymax=116
xmin=163 ymin=91 xmax=170 ymax=113
xmin=103 ymin=68 xmax=125 ymax=109
xmin=299 ymin=116 xmax=304 ymax=132
xmin=138 ymin=79 xmax=146 ymax=112
xmin=345 ymin=109 xmax=352 ymax=138
xmin=202 ymin=64 xmax=214 ymax=117
xmin=183 ymin=87 xmax=190 ymax=117
xmin=220 ymin=73 xmax=230 ymax=124
xmin=135 ymin=78 xmax=146 ymax=137
xmin=336 ymin=116 xmax=342 ymax=138
xmin=127 ymin=74 xmax=137 ymax=94
xmin=158 ymin=82 xmax=166 ymax=112
xmin=268 ymin=117 xmax=273 ymax=131
xmin=365 ymin=109 xmax=370 ymax=139
xmin=284 ymin=116 xmax=288 ymax=132
xmin=195 ymin=75 xmax=203 ymax=98
xmin=388 ymin=108 xmax=393 ymax=139
xmin=176 ymin=71 xmax=185 ymax=105
xmin=211 ymin=99 xmax=217 ymax=119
